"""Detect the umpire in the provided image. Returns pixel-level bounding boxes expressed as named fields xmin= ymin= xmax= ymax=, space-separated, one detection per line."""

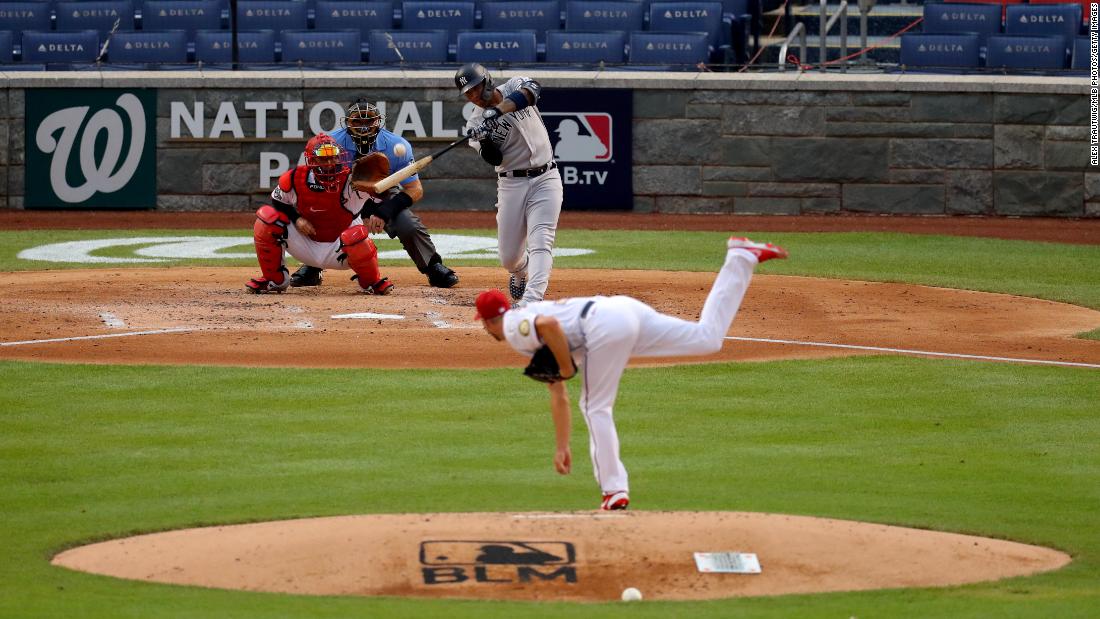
xmin=289 ymin=99 xmax=460 ymax=289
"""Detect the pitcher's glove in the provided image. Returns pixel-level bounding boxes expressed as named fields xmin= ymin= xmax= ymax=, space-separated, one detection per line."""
xmin=350 ymin=152 xmax=390 ymax=195
xmin=524 ymin=345 xmax=577 ymax=384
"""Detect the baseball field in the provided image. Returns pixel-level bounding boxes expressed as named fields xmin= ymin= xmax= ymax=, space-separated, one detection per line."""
xmin=1 ymin=212 xmax=1098 ymax=617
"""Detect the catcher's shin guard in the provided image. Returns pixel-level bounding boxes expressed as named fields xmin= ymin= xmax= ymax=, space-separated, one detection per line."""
xmin=253 ymin=205 xmax=290 ymax=287
xmin=338 ymin=225 xmax=389 ymax=293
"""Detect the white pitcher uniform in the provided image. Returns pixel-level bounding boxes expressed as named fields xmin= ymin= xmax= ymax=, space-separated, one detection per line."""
xmin=500 ymin=247 xmax=761 ymax=494
xmin=466 ymin=76 xmax=564 ymax=304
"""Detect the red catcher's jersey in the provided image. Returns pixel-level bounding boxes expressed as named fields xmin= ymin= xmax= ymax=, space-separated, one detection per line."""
xmin=273 ymin=166 xmax=370 ymax=243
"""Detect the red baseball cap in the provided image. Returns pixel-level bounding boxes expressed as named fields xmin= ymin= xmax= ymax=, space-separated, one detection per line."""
xmin=474 ymin=289 xmax=510 ymax=320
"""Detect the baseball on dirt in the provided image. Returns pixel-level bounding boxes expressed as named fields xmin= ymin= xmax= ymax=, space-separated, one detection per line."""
xmin=621 ymin=587 xmax=643 ymax=602
xmin=393 ymin=143 xmax=407 ymax=157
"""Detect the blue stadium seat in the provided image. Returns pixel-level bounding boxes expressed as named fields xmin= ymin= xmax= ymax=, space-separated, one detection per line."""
xmin=647 ymin=2 xmax=723 ymax=48
xmin=281 ymin=30 xmax=362 ymax=63
xmin=456 ymin=30 xmax=537 ymax=62
xmin=720 ymin=0 xmax=756 ymax=63
xmin=545 ymin=29 xmax=626 ymax=63
xmin=235 ymin=0 xmax=309 ymax=31
xmin=401 ymin=1 xmax=475 ymax=44
xmin=0 ymin=3 xmax=52 ymax=46
xmin=22 ymin=30 xmax=101 ymax=64
xmin=565 ymin=1 xmax=644 ymax=31
xmin=108 ymin=29 xmax=189 ymax=63
xmin=1071 ymin=35 xmax=1089 ymax=69
xmin=627 ymin=30 xmax=708 ymax=65
xmin=1005 ymin=3 xmax=1080 ymax=61
xmin=480 ymin=1 xmax=561 ymax=43
xmin=923 ymin=2 xmax=1002 ymax=42
xmin=900 ymin=32 xmax=981 ymax=67
xmin=142 ymin=1 xmax=224 ymax=40
xmin=368 ymin=29 xmax=449 ymax=62
xmin=986 ymin=33 xmax=1068 ymax=69
xmin=55 ymin=1 xmax=137 ymax=35
xmin=315 ymin=1 xmax=394 ymax=35
xmin=0 ymin=31 xmax=12 ymax=63
xmin=194 ymin=29 xmax=277 ymax=63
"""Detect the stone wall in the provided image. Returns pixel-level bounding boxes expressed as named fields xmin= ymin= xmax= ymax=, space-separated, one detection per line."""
xmin=1 ymin=71 xmax=1093 ymax=216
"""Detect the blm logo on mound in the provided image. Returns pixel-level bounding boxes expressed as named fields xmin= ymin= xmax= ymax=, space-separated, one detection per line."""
xmin=420 ymin=541 xmax=577 ymax=586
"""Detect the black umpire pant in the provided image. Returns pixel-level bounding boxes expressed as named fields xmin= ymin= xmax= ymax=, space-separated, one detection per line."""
xmin=380 ymin=208 xmax=444 ymax=273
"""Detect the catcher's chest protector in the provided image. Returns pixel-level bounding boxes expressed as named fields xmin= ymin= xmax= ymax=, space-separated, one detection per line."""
xmin=287 ymin=166 xmax=356 ymax=243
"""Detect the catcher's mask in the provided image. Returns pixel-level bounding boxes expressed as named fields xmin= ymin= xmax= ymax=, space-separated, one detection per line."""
xmin=304 ymin=133 xmax=350 ymax=192
xmin=454 ymin=63 xmax=494 ymax=104
xmin=341 ymin=100 xmax=385 ymax=152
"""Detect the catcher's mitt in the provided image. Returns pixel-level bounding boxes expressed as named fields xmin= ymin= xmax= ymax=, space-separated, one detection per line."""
xmin=524 ymin=345 xmax=576 ymax=384
xmin=350 ymin=152 xmax=390 ymax=195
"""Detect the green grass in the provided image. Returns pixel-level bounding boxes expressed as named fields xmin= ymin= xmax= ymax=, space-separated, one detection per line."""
xmin=1 ymin=357 xmax=1098 ymax=618
xmin=3 ymin=229 xmax=1099 ymax=309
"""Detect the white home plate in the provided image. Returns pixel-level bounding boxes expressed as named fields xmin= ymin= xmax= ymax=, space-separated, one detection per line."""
xmin=331 ymin=313 xmax=405 ymax=320
xmin=694 ymin=552 xmax=761 ymax=574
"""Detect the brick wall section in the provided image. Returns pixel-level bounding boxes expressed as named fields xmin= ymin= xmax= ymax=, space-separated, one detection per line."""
xmin=635 ymin=88 xmax=1091 ymax=216
xmin=0 ymin=72 xmax=1093 ymax=216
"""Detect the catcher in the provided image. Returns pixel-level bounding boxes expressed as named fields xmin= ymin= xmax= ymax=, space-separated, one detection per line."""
xmin=474 ymin=237 xmax=789 ymax=510
xmin=288 ymin=99 xmax=460 ymax=290
xmin=246 ymin=132 xmax=394 ymax=295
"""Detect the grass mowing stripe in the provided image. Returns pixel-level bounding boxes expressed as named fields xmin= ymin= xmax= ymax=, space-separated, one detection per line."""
xmin=2 ymin=357 xmax=1098 ymax=618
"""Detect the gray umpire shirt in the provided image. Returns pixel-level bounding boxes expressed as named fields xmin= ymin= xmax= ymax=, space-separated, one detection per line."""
xmin=465 ymin=76 xmax=553 ymax=173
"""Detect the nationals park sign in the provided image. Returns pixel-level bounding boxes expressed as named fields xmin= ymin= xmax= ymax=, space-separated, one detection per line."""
xmin=167 ymin=89 xmax=632 ymax=210
xmin=25 ymin=89 xmax=157 ymax=209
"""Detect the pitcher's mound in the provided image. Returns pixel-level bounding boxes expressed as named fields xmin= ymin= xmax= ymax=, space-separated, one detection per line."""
xmin=52 ymin=511 xmax=1069 ymax=602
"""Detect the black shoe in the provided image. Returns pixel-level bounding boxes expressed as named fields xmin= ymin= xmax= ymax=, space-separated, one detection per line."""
xmin=290 ymin=265 xmax=323 ymax=287
xmin=508 ymin=274 xmax=526 ymax=301
xmin=427 ymin=263 xmax=459 ymax=288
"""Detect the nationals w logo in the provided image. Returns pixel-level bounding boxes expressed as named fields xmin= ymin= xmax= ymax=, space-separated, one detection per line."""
xmin=25 ymin=89 xmax=157 ymax=209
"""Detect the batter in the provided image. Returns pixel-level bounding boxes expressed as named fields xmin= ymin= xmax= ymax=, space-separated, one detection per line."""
xmin=456 ymin=62 xmax=563 ymax=305
xmin=474 ymin=237 xmax=789 ymax=510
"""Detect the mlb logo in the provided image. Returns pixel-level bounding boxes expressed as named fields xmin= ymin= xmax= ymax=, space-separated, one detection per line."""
xmin=543 ymin=113 xmax=612 ymax=162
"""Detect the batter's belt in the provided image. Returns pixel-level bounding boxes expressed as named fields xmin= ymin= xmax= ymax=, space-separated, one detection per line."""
xmin=498 ymin=161 xmax=557 ymax=178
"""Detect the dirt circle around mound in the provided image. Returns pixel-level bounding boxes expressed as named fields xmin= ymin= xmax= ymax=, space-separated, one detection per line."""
xmin=52 ymin=511 xmax=1070 ymax=602
xmin=2 ymin=266 xmax=1099 ymax=368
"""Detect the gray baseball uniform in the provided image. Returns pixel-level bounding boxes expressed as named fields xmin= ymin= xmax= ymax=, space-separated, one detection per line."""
xmin=466 ymin=76 xmax=563 ymax=304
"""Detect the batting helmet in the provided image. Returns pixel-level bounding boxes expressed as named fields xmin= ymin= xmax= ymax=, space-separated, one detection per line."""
xmin=454 ymin=63 xmax=494 ymax=103
xmin=341 ymin=99 xmax=386 ymax=152
xmin=304 ymin=133 xmax=350 ymax=193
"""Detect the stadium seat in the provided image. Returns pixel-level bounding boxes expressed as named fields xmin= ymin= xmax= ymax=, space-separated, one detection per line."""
xmin=194 ymin=29 xmax=277 ymax=64
xmin=315 ymin=1 xmax=395 ymax=34
xmin=107 ymin=29 xmax=189 ymax=63
xmin=944 ymin=0 xmax=1023 ymax=21
xmin=480 ymin=1 xmax=561 ymax=43
xmin=565 ymin=1 xmax=644 ymax=31
xmin=647 ymin=2 xmax=723 ymax=48
xmin=0 ymin=3 xmax=52 ymax=46
xmin=900 ymin=32 xmax=981 ymax=67
xmin=1071 ymin=35 xmax=1089 ymax=70
xmin=281 ymin=30 xmax=362 ymax=63
xmin=22 ymin=30 xmax=101 ymax=64
xmin=720 ymin=0 xmax=757 ymax=63
xmin=0 ymin=31 xmax=11 ymax=63
xmin=986 ymin=33 xmax=1068 ymax=69
xmin=1028 ymin=0 xmax=1090 ymax=24
xmin=545 ymin=29 xmax=626 ymax=63
xmin=400 ymin=1 xmax=475 ymax=44
xmin=55 ymin=1 xmax=137 ymax=35
xmin=456 ymin=30 xmax=537 ymax=62
xmin=922 ymin=3 xmax=1003 ymax=42
xmin=368 ymin=29 xmax=449 ymax=62
xmin=1005 ymin=3 xmax=1081 ymax=57
xmin=627 ymin=30 xmax=709 ymax=65
xmin=141 ymin=1 xmax=224 ymax=40
xmin=235 ymin=0 xmax=309 ymax=31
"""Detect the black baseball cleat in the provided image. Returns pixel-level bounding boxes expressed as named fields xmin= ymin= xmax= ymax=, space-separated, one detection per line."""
xmin=508 ymin=274 xmax=526 ymax=301
xmin=290 ymin=265 xmax=324 ymax=287
xmin=427 ymin=263 xmax=460 ymax=288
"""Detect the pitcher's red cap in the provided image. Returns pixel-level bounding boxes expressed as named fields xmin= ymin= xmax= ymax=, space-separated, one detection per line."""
xmin=474 ymin=289 xmax=510 ymax=320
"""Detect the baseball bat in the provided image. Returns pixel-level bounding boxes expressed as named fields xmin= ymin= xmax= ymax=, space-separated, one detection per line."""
xmin=372 ymin=135 xmax=468 ymax=194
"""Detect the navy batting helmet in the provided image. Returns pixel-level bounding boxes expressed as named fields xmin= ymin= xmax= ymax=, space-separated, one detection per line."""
xmin=454 ymin=63 xmax=494 ymax=103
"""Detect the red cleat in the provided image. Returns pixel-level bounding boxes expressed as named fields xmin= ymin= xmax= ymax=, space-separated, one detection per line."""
xmin=728 ymin=237 xmax=789 ymax=263
xmin=600 ymin=491 xmax=630 ymax=511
